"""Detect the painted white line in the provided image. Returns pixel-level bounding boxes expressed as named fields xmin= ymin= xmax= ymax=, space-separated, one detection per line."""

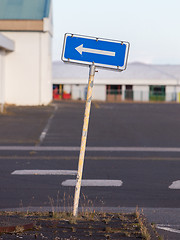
xmin=169 ymin=180 xmax=180 ymax=189
xmin=157 ymin=225 xmax=180 ymax=234
xmin=11 ymin=170 xmax=77 ymax=175
xmin=0 ymin=146 xmax=80 ymax=151
xmin=38 ymin=105 xmax=58 ymax=146
xmin=39 ymin=118 xmax=52 ymax=144
xmin=2 ymin=146 xmax=180 ymax=152
xmin=62 ymin=179 xmax=123 ymax=187
xmin=39 ymin=131 xmax=47 ymax=143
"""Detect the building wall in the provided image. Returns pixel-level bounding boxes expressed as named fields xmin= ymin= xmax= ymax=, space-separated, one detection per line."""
xmin=71 ymin=84 xmax=106 ymax=101
xmin=0 ymin=49 xmax=5 ymax=106
xmin=93 ymin=85 xmax=106 ymax=101
xmin=72 ymin=84 xmax=86 ymax=100
xmin=2 ymin=31 xmax=52 ymax=105
xmin=133 ymin=85 xmax=149 ymax=101
xmin=39 ymin=32 xmax=52 ymax=105
xmin=176 ymin=87 xmax=180 ymax=103
xmin=166 ymin=86 xmax=176 ymax=102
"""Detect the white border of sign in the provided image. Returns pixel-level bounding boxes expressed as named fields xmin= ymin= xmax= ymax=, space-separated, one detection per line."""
xmin=61 ymin=33 xmax=130 ymax=71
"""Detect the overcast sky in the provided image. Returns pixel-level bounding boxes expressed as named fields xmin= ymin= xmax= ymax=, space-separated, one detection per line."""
xmin=52 ymin=0 xmax=180 ymax=65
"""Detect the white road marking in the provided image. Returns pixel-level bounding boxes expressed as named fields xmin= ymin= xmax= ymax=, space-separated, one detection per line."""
xmin=37 ymin=105 xmax=58 ymax=146
xmin=169 ymin=180 xmax=180 ymax=189
xmin=11 ymin=170 xmax=77 ymax=175
xmin=157 ymin=224 xmax=180 ymax=234
xmin=62 ymin=179 xmax=123 ymax=187
xmin=2 ymin=146 xmax=180 ymax=152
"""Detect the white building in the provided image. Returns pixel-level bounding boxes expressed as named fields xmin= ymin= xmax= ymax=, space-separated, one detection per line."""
xmin=53 ymin=61 xmax=180 ymax=102
xmin=0 ymin=33 xmax=15 ymax=111
xmin=0 ymin=0 xmax=53 ymax=106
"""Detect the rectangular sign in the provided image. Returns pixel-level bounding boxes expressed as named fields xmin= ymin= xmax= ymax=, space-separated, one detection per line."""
xmin=61 ymin=33 xmax=130 ymax=71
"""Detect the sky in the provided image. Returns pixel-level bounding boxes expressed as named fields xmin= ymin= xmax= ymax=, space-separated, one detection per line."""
xmin=52 ymin=0 xmax=180 ymax=65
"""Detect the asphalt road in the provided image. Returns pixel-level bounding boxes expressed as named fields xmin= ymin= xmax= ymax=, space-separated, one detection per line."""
xmin=0 ymin=102 xmax=180 ymax=239
xmin=41 ymin=102 xmax=180 ymax=147
xmin=0 ymin=156 xmax=179 ymax=208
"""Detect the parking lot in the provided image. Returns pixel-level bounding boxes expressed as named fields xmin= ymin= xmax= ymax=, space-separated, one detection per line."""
xmin=0 ymin=101 xmax=180 ymax=239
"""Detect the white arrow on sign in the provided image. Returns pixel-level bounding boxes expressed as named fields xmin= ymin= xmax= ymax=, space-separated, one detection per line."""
xmin=75 ymin=44 xmax=115 ymax=57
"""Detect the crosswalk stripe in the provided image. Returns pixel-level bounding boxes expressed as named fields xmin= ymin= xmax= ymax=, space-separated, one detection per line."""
xmin=11 ymin=170 xmax=77 ymax=175
xmin=169 ymin=180 xmax=180 ymax=189
xmin=62 ymin=179 xmax=123 ymax=187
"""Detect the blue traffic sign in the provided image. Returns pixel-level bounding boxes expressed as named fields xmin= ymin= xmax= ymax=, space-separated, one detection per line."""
xmin=62 ymin=33 xmax=130 ymax=71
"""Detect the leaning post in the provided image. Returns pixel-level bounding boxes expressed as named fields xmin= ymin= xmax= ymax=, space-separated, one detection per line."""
xmin=61 ymin=33 xmax=130 ymax=217
xmin=73 ymin=63 xmax=96 ymax=217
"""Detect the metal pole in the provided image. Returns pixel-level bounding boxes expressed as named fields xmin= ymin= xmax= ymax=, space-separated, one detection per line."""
xmin=73 ymin=63 xmax=96 ymax=217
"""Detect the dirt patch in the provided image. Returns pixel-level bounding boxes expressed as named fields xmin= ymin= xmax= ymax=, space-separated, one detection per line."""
xmin=0 ymin=211 xmax=161 ymax=239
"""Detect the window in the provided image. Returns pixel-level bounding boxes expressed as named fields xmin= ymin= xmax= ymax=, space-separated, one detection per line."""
xmin=125 ymin=85 xmax=133 ymax=100
xmin=149 ymin=85 xmax=165 ymax=101
xmin=106 ymin=85 xmax=121 ymax=95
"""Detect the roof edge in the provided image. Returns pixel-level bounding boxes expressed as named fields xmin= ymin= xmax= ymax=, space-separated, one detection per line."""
xmin=0 ymin=0 xmax=52 ymax=20
xmin=0 ymin=20 xmax=44 ymax=32
xmin=44 ymin=0 xmax=51 ymax=18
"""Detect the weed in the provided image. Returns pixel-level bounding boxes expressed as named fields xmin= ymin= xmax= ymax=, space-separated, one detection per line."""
xmin=71 ymin=227 xmax=76 ymax=232
xmin=105 ymin=226 xmax=113 ymax=233
xmin=158 ymin=236 xmax=164 ymax=240
xmin=151 ymin=223 xmax=164 ymax=240
xmin=124 ymin=231 xmax=131 ymax=237
xmin=15 ymin=225 xmax=24 ymax=233
xmin=19 ymin=199 xmax=23 ymax=208
xmin=80 ymin=192 xmax=95 ymax=215
xmin=34 ymin=224 xmax=42 ymax=231
xmin=87 ymin=230 xmax=93 ymax=236
xmin=104 ymin=234 xmax=111 ymax=239
xmin=135 ymin=209 xmax=151 ymax=240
